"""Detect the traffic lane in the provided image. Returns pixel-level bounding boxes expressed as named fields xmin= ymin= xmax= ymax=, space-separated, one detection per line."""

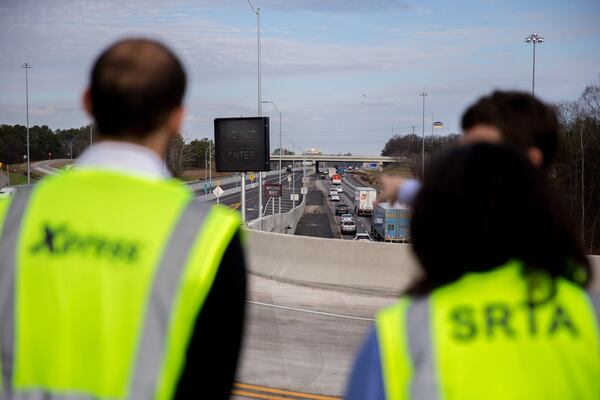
xmin=235 ymin=274 xmax=396 ymax=398
xmin=322 ymin=180 xmax=371 ymax=240
xmin=205 ymin=171 xmax=304 ymax=220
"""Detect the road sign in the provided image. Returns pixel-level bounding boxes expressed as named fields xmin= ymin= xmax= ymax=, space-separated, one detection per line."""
xmin=301 ymin=187 xmax=308 ymax=194
xmin=290 ymin=193 xmax=300 ymax=201
xmin=212 ymin=185 xmax=224 ymax=198
xmin=287 ymin=175 xmax=292 ymax=182
xmin=214 ymin=117 xmax=270 ymax=172
xmin=264 ymin=183 xmax=282 ymax=197
xmin=249 ymin=174 xmax=255 ymax=182
xmin=369 ymin=162 xmax=378 ymax=169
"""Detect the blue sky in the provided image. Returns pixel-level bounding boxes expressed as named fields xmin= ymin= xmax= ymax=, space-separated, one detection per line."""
xmin=1 ymin=0 xmax=599 ymax=155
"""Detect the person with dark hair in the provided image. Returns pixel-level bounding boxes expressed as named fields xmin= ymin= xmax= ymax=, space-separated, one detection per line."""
xmin=346 ymin=144 xmax=600 ymax=399
xmin=380 ymin=90 xmax=559 ymax=205
xmin=0 ymin=38 xmax=246 ymax=399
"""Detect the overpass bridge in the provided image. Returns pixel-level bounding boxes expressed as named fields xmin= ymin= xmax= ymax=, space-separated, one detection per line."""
xmin=275 ymin=154 xmax=401 ymax=163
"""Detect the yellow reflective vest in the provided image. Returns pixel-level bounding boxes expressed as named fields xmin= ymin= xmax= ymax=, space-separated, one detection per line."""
xmin=376 ymin=261 xmax=600 ymax=400
xmin=0 ymin=169 xmax=241 ymax=399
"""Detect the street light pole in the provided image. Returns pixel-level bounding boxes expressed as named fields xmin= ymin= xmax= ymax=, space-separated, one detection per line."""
xmin=419 ymin=92 xmax=427 ymax=181
xmin=21 ymin=63 xmax=31 ymax=184
xmin=525 ymin=34 xmax=544 ymax=96
xmin=248 ymin=0 xmax=264 ymax=219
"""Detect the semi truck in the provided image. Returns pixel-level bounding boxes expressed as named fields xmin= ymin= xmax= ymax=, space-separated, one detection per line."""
xmin=327 ymin=167 xmax=337 ymax=179
xmin=354 ymin=187 xmax=377 ymax=216
xmin=371 ymin=202 xmax=412 ymax=243
xmin=331 ymin=174 xmax=342 ymax=185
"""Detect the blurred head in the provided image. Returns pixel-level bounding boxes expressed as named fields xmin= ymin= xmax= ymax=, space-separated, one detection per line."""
xmin=461 ymin=91 xmax=558 ymax=170
xmin=83 ymin=38 xmax=186 ymax=142
xmin=409 ymin=143 xmax=589 ymax=295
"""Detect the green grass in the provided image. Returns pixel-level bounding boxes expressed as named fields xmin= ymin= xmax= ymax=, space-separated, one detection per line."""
xmin=8 ymin=174 xmax=28 ymax=185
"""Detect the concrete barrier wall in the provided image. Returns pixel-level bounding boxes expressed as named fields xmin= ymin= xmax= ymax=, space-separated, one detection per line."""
xmin=247 ymin=194 xmax=307 ymax=234
xmin=244 ymin=230 xmax=600 ymax=295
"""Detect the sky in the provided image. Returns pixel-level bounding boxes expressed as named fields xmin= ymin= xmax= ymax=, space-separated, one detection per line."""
xmin=1 ymin=0 xmax=599 ymax=155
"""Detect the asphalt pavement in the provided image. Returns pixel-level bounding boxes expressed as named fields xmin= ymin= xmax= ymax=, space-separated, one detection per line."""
xmin=320 ymin=174 xmax=375 ymax=240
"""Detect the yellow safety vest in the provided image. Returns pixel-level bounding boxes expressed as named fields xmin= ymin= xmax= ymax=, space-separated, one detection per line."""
xmin=376 ymin=260 xmax=600 ymax=400
xmin=0 ymin=169 xmax=241 ymax=399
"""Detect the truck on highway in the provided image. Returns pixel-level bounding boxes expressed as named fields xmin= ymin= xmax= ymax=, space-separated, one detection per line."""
xmin=353 ymin=187 xmax=377 ymax=216
xmin=327 ymin=167 xmax=337 ymax=179
xmin=331 ymin=174 xmax=342 ymax=185
xmin=371 ymin=202 xmax=412 ymax=243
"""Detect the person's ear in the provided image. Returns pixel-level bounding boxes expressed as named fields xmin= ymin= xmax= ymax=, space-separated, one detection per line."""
xmin=527 ymin=147 xmax=544 ymax=168
xmin=82 ymin=88 xmax=93 ymax=116
xmin=167 ymin=106 xmax=185 ymax=138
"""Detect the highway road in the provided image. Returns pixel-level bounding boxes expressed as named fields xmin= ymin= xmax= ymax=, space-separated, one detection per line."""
xmin=320 ymin=174 xmax=376 ymax=240
xmin=203 ymin=170 xmax=305 ymax=220
xmin=233 ymin=273 xmax=396 ymax=399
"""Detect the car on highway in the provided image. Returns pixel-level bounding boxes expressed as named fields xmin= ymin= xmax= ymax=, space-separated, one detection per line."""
xmin=330 ymin=193 xmax=340 ymax=201
xmin=335 ymin=204 xmax=349 ymax=215
xmin=0 ymin=187 xmax=16 ymax=198
xmin=341 ymin=220 xmax=356 ymax=234
xmin=333 ymin=184 xmax=343 ymax=193
xmin=354 ymin=232 xmax=373 ymax=241
xmin=340 ymin=213 xmax=353 ymax=223
xmin=329 ymin=189 xmax=338 ymax=197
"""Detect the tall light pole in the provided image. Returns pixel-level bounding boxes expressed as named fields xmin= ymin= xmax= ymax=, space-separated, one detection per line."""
xmin=419 ymin=92 xmax=427 ymax=180
xmin=262 ymin=100 xmax=282 ymax=215
xmin=247 ymin=0 xmax=263 ymax=221
xmin=524 ymin=34 xmax=544 ymax=96
xmin=21 ymin=63 xmax=32 ymax=184
xmin=283 ymin=134 xmax=299 ymax=209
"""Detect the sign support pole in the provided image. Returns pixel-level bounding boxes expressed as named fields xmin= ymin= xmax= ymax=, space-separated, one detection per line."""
xmin=241 ymin=172 xmax=246 ymax=223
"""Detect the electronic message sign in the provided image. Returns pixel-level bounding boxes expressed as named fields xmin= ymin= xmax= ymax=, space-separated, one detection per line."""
xmin=214 ymin=117 xmax=270 ymax=172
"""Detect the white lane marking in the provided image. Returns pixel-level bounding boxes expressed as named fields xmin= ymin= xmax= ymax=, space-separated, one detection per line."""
xmin=247 ymin=300 xmax=375 ymax=321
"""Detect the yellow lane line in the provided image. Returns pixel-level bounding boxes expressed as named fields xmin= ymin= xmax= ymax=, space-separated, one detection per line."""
xmin=233 ymin=383 xmax=340 ymax=400
xmin=232 ymin=389 xmax=289 ymax=400
xmin=228 ymin=202 xmax=241 ymax=210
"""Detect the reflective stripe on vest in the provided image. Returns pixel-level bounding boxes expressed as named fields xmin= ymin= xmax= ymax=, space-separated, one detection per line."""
xmin=0 ymin=171 xmax=240 ymax=399
xmin=376 ymin=261 xmax=600 ymax=400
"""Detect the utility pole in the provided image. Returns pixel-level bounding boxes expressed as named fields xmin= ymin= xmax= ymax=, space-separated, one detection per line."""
xmin=90 ymin=125 xmax=93 ymax=148
xmin=21 ymin=63 xmax=31 ymax=184
xmin=419 ymin=92 xmax=427 ymax=180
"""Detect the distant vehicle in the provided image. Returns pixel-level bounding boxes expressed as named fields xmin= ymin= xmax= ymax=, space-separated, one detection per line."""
xmin=335 ymin=204 xmax=349 ymax=215
xmin=286 ymin=165 xmax=293 ymax=173
xmin=319 ymin=172 xmax=328 ymax=180
xmin=331 ymin=174 xmax=342 ymax=185
xmin=0 ymin=186 xmax=16 ymax=198
xmin=330 ymin=193 xmax=340 ymax=201
xmin=371 ymin=202 xmax=412 ymax=243
xmin=329 ymin=189 xmax=338 ymax=197
xmin=341 ymin=220 xmax=356 ymax=234
xmin=333 ymin=184 xmax=343 ymax=193
xmin=327 ymin=167 xmax=337 ymax=179
xmin=340 ymin=213 xmax=353 ymax=223
xmin=354 ymin=232 xmax=373 ymax=241
xmin=354 ymin=187 xmax=377 ymax=216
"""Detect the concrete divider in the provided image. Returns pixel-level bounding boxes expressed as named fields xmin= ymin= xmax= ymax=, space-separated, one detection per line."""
xmin=244 ymin=230 xmax=600 ymax=295
xmin=247 ymin=192 xmax=307 ymax=234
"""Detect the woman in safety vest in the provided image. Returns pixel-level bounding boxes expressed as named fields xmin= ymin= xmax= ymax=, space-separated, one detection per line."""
xmin=346 ymin=143 xmax=599 ymax=400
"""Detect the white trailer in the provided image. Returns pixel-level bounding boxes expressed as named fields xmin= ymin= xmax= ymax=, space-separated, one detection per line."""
xmin=354 ymin=187 xmax=377 ymax=216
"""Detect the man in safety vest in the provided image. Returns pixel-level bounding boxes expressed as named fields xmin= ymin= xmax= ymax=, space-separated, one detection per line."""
xmin=0 ymin=38 xmax=246 ymax=399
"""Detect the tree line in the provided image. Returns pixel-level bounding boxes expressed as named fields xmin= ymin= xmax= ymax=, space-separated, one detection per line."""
xmin=381 ymin=82 xmax=600 ymax=253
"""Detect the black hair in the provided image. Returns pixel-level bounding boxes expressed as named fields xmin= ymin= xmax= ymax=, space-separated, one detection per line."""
xmin=461 ymin=91 xmax=558 ymax=170
xmin=90 ymin=38 xmax=186 ymax=138
xmin=409 ymin=143 xmax=590 ymax=297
